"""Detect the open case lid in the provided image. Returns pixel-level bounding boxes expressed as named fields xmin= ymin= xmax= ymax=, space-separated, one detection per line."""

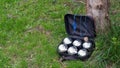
xmin=64 ymin=14 xmax=96 ymax=39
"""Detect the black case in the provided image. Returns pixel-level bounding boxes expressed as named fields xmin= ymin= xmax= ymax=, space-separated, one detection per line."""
xmin=57 ymin=14 xmax=96 ymax=61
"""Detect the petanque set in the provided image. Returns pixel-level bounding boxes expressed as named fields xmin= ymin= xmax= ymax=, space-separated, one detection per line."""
xmin=57 ymin=14 xmax=96 ymax=61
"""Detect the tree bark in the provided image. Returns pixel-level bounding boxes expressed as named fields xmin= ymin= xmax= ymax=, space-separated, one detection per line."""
xmin=86 ymin=0 xmax=110 ymax=33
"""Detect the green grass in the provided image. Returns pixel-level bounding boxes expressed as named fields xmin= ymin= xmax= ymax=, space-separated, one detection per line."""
xmin=0 ymin=0 xmax=120 ymax=68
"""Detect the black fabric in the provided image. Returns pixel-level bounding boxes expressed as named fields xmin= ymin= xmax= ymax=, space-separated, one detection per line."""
xmin=64 ymin=14 xmax=96 ymax=39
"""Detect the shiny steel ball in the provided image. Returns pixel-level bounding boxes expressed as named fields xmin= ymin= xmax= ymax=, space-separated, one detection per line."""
xmin=73 ymin=40 xmax=82 ymax=47
xmin=78 ymin=49 xmax=87 ymax=57
xmin=67 ymin=46 xmax=77 ymax=55
xmin=83 ymin=42 xmax=92 ymax=49
xmin=63 ymin=37 xmax=72 ymax=45
xmin=58 ymin=44 xmax=68 ymax=52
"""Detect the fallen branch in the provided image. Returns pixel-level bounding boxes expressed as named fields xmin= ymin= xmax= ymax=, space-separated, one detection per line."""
xmin=73 ymin=0 xmax=86 ymax=4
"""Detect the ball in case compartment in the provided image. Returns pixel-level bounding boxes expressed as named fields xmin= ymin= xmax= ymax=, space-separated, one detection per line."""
xmin=78 ymin=49 xmax=87 ymax=57
xmin=73 ymin=40 xmax=82 ymax=47
xmin=67 ymin=46 xmax=77 ymax=55
xmin=83 ymin=42 xmax=92 ymax=49
xmin=58 ymin=44 xmax=68 ymax=52
xmin=63 ymin=37 xmax=72 ymax=45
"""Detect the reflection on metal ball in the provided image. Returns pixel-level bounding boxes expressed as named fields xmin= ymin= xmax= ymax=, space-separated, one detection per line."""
xmin=78 ymin=49 xmax=87 ymax=57
xmin=73 ymin=40 xmax=82 ymax=47
xmin=58 ymin=44 xmax=68 ymax=52
xmin=83 ymin=42 xmax=92 ymax=49
xmin=67 ymin=46 xmax=77 ymax=55
xmin=63 ymin=37 xmax=72 ymax=45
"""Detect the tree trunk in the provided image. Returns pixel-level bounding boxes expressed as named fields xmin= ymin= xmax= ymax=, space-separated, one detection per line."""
xmin=86 ymin=0 xmax=110 ymax=33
